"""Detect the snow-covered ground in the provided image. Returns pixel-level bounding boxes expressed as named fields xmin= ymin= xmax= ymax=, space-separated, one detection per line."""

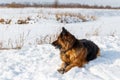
xmin=0 ymin=8 xmax=120 ymax=80
xmin=0 ymin=8 xmax=120 ymax=48
xmin=0 ymin=37 xmax=120 ymax=80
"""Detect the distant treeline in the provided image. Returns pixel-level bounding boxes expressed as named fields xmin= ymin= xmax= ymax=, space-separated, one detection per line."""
xmin=0 ymin=2 xmax=120 ymax=9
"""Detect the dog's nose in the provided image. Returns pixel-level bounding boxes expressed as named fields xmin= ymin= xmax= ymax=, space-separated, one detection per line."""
xmin=51 ymin=42 xmax=55 ymax=46
xmin=51 ymin=43 xmax=53 ymax=45
xmin=52 ymin=41 xmax=57 ymax=46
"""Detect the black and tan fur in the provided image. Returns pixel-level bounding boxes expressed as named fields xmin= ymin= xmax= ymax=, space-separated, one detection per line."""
xmin=52 ymin=27 xmax=100 ymax=74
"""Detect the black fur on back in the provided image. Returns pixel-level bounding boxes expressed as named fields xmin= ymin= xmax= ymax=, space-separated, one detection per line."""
xmin=79 ymin=39 xmax=99 ymax=62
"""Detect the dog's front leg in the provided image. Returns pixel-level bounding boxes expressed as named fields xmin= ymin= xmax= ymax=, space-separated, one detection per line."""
xmin=64 ymin=63 xmax=77 ymax=73
xmin=57 ymin=62 xmax=68 ymax=74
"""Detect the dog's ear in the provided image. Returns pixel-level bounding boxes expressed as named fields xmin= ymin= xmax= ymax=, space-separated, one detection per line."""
xmin=62 ymin=27 xmax=68 ymax=35
xmin=62 ymin=27 xmax=66 ymax=31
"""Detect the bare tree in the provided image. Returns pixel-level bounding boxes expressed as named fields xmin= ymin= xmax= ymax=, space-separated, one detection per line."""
xmin=54 ymin=0 xmax=58 ymax=8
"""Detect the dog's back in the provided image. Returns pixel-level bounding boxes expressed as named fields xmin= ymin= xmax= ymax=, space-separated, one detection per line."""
xmin=79 ymin=39 xmax=100 ymax=62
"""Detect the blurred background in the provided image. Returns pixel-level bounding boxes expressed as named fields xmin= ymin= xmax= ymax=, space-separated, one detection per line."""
xmin=0 ymin=0 xmax=120 ymax=9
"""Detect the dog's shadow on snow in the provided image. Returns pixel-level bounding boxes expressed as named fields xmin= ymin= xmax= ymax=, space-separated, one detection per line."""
xmin=86 ymin=49 xmax=120 ymax=67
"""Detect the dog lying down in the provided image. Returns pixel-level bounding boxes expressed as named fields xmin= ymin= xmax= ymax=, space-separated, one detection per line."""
xmin=52 ymin=27 xmax=100 ymax=74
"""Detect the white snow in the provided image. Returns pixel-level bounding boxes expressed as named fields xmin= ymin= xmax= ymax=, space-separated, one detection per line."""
xmin=0 ymin=8 xmax=120 ymax=80
xmin=0 ymin=38 xmax=120 ymax=80
xmin=0 ymin=8 xmax=120 ymax=48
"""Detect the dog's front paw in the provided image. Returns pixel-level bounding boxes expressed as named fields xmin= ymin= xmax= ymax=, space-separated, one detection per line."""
xmin=57 ymin=68 xmax=65 ymax=74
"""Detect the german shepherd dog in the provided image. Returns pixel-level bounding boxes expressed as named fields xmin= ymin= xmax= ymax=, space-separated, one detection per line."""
xmin=52 ymin=27 xmax=100 ymax=74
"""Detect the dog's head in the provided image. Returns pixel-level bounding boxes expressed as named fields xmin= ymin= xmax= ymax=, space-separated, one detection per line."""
xmin=52 ymin=27 xmax=76 ymax=51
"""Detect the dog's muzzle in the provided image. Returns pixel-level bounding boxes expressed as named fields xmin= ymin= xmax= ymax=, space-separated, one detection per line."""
xmin=52 ymin=42 xmax=62 ymax=49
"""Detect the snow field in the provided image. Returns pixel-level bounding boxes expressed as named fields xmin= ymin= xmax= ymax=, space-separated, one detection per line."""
xmin=0 ymin=36 xmax=120 ymax=80
xmin=0 ymin=8 xmax=120 ymax=49
xmin=0 ymin=8 xmax=120 ymax=80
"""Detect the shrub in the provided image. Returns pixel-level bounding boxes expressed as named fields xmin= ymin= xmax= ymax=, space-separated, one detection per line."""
xmin=0 ymin=18 xmax=12 ymax=24
xmin=55 ymin=13 xmax=96 ymax=23
xmin=0 ymin=18 xmax=5 ymax=24
xmin=17 ymin=19 xmax=29 ymax=24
